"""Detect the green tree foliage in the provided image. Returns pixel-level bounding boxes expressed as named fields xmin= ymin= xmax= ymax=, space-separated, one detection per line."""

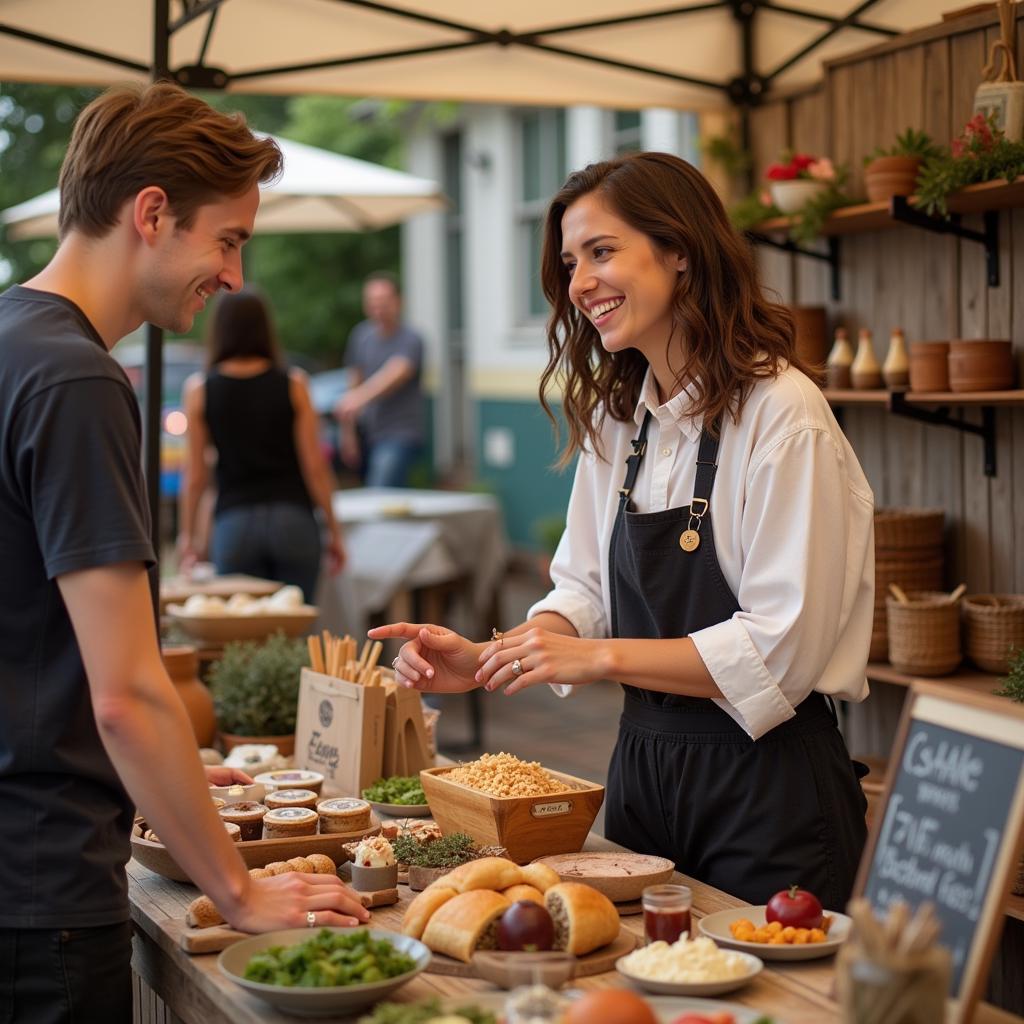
xmin=1 ymin=85 xmax=411 ymax=366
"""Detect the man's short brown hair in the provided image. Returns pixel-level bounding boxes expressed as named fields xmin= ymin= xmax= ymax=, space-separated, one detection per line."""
xmin=58 ymin=81 xmax=282 ymax=239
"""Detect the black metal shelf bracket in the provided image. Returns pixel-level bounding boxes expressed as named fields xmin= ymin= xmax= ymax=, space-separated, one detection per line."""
xmin=889 ymin=196 xmax=1000 ymax=287
xmin=890 ymin=392 xmax=998 ymax=476
xmin=747 ymin=233 xmax=841 ymax=300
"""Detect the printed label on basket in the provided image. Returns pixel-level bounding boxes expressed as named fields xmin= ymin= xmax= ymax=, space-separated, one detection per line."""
xmin=531 ymin=800 xmax=574 ymax=818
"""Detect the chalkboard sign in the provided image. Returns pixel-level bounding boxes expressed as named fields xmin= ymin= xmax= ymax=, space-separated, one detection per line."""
xmin=854 ymin=683 xmax=1024 ymax=1023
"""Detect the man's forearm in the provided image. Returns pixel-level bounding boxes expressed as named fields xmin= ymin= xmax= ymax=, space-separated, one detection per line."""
xmin=94 ymin=676 xmax=251 ymax=915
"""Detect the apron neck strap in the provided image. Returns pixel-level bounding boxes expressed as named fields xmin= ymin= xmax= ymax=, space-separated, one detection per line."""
xmin=617 ymin=411 xmax=652 ymax=511
xmin=693 ymin=417 xmax=723 ymax=506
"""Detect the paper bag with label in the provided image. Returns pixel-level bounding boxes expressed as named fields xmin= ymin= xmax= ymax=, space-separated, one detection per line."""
xmin=294 ymin=668 xmax=386 ymax=797
xmin=382 ymin=686 xmax=434 ymax=778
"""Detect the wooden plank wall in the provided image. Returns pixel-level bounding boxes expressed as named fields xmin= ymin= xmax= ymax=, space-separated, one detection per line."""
xmin=747 ymin=11 xmax=1024 ymax=598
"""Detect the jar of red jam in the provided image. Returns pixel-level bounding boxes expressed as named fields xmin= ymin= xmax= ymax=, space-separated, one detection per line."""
xmin=642 ymin=884 xmax=692 ymax=945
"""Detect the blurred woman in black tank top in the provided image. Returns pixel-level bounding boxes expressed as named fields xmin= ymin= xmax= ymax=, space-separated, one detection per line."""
xmin=177 ymin=289 xmax=344 ymax=600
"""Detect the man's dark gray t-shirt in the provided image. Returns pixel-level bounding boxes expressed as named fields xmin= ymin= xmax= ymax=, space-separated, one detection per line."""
xmin=344 ymin=320 xmax=424 ymax=445
xmin=0 ymin=285 xmax=155 ymax=928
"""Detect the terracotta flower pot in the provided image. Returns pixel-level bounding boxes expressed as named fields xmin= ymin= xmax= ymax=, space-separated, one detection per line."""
xmin=947 ymin=339 xmax=1014 ymax=392
xmin=162 ymin=646 xmax=216 ymax=747
xmin=864 ymin=155 xmax=922 ymax=203
xmin=219 ymin=730 xmax=296 ymax=757
xmin=908 ymin=341 xmax=950 ymax=392
xmin=769 ymin=179 xmax=829 ymax=214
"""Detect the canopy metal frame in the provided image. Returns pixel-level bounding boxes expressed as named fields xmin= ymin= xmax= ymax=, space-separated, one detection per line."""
xmin=0 ymin=0 xmax=899 ymax=542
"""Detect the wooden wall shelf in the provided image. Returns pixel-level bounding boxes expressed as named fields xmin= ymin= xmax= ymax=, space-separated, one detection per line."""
xmin=751 ymin=178 xmax=1024 ymax=294
xmin=865 ymin=661 xmax=1006 ymax=698
xmin=822 ymin=390 xmax=1024 ymax=477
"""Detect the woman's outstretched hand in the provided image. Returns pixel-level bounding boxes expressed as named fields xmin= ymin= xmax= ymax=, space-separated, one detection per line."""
xmin=367 ymin=623 xmax=484 ymax=693
xmin=476 ymin=628 xmax=606 ymax=696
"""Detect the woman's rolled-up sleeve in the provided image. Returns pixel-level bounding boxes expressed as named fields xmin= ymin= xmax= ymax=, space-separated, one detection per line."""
xmin=691 ymin=425 xmax=871 ymax=739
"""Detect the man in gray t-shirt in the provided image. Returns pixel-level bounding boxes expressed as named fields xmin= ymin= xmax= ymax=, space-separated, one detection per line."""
xmin=336 ymin=272 xmax=425 ymax=488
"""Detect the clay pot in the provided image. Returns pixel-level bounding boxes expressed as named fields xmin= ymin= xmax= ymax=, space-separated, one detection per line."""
xmin=851 ymin=328 xmax=883 ymax=390
xmin=790 ymin=306 xmax=829 ymax=369
xmin=864 ymin=156 xmax=922 ymax=203
xmin=162 ymin=646 xmax=216 ymax=747
xmin=220 ymin=731 xmax=296 ymax=757
xmin=827 ymin=328 xmax=854 ymax=389
xmin=882 ymin=329 xmax=910 ymax=388
xmin=947 ymin=339 xmax=1014 ymax=392
xmin=908 ymin=341 xmax=950 ymax=392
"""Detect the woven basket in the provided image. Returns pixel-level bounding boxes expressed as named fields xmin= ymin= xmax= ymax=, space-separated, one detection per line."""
xmin=871 ymin=556 xmax=946 ymax=663
xmin=963 ymin=594 xmax=1024 ymax=674
xmin=886 ymin=591 xmax=962 ymax=676
xmin=875 ymin=507 xmax=945 ymax=552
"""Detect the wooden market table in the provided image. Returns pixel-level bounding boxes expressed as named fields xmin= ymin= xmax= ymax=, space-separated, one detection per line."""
xmin=127 ymin=832 xmax=1022 ymax=1024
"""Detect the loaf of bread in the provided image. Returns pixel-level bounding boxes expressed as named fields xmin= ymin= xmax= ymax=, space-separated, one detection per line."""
xmin=521 ymin=862 xmax=561 ymax=893
xmin=545 ymin=882 xmax=619 ymax=956
xmin=185 ymin=854 xmax=337 ymax=928
xmin=420 ymin=889 xmax=510 ymax=962
xmin=443 ymin=856 xmax=523 ymax=893
xmin=401 ymin=885 xmax=458 ymax=940
xmin=501 ymin=883 xmax=544 ymax=905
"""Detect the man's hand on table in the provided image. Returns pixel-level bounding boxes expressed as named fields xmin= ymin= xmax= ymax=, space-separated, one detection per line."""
xmin=228 ymin=873 xmax=370 ymax=933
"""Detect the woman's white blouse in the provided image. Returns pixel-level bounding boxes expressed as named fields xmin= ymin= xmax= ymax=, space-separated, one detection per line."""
xmin=528 ymin=366 xmax=875 ymax=740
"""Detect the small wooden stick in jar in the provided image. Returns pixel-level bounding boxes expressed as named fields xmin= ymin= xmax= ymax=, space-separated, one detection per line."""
xmin=360 ymin=640 xmax=383 ymax=684
xmin=307 ymin=635 xmax=324 ymax=674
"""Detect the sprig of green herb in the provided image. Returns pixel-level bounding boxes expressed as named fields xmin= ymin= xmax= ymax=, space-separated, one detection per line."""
xmin=362 ymin=776 xmax=427 ymax=806
xmin=392 ymin=832 xmax=477 ymax=868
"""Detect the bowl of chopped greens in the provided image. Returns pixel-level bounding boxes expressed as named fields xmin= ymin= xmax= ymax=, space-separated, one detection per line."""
xmin=218 ymin=927 xmax=430 ymax=1017
xmin=362 ymin=776 xmax=431 ymax=817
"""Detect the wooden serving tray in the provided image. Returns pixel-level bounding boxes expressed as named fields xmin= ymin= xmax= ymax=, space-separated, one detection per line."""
xmin=130 ymin=814 xmax=381 ymax=884
xmin=174 ymin=889 xmax=400 ymax=954
xmin=423 ymin=926 xmax=636 ymax=978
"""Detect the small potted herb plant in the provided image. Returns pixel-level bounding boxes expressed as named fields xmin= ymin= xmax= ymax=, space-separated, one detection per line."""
xmin=863 ymin=128 xmax=941 ymax=202
xmin=208 ymin=631 xmax=309 ymax=755
xmin=393 ymin=831 xmax=501 ymax=891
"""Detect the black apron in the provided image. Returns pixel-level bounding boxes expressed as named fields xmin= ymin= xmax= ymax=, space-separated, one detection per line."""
xmin=604 ymin=411 xmax=867 ymax=909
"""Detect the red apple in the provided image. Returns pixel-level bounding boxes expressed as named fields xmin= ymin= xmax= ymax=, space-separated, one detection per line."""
xmin=765 ymin=885 xmax=823 ymax=930
xmin=496 ymin=900 xmax=555 ymax=952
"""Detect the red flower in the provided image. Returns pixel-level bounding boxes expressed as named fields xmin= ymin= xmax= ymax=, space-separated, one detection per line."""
xmin=791 ymin=153 xmax=815 ymax=171
xmin=766 ymin=162 xmax=798 ymax=180
xmin=952 ymin=139 xmax=965 ymax=158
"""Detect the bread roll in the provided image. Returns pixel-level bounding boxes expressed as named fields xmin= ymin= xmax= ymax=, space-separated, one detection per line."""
xmin=186 ymin=895 xmax=224 ymax=929
xmin=521 ymin=862 xmax=561 ymax=893
xmin=306 ymin=853 xmax=337 ymax=875
xmin=286 ymin=856 xmax=315 ymax=873
xmin=402 ymin=885 xmax=458 ymax=940
xmin=545 ymin=882 xmax=619 ymax=956
xmin=421 ymin=889 xmax=510 ymax=962
xmin=264 ymin=861 xmax=291 ymax=876
xmin=501 ymin=883 xmax=545 ymax=905
xmin=448 ymin=856 xmax=522 ymax=893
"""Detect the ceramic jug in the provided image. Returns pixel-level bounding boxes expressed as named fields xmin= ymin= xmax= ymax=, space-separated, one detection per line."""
xmin=826 ymin=327 xmax=854 ymax=389
xmin=851 ymin=328 xmax=883 ymax=390
xmin=882 ymin=328 xmax=910 ymax=388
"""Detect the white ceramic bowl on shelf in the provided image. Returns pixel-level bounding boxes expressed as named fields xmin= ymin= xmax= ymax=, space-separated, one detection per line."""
xmin=769 ymin=179 xmax=829 ymax=214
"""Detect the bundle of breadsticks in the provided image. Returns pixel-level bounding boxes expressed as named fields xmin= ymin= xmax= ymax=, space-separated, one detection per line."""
xmin=307 ymin=632 xmax=390 ymax=686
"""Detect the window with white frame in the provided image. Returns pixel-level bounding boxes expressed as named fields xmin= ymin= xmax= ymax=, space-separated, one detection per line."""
xmin=612 ymin=110 xmax=642 ymax=155
xmin=517 ymin=108 xmax=566 ymax=321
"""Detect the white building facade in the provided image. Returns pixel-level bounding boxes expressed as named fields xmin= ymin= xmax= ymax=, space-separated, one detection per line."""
xmin=402 ymin=105 xmax=700 ymax=547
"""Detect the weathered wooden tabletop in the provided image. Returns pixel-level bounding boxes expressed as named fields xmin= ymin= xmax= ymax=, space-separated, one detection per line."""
xmin=127 ymin=832 xmax=1021 ymax=1024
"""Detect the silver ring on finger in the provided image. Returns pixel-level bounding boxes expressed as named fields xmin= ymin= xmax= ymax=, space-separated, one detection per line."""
xmin=306 ymin=910 xmax=317 ymax=928
xmin=392 ymin=657 xmax=400 ymax=670
xmin=511 ymin=658 xmax=524 ymax=677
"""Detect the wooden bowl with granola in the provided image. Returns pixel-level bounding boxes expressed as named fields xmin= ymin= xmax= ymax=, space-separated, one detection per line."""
xmin=419 ymin=754 xmax=604 ymax=864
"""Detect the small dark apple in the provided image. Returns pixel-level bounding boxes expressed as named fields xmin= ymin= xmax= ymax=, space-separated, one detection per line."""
xmin=496 ymin=900 xmax=555 ymax=952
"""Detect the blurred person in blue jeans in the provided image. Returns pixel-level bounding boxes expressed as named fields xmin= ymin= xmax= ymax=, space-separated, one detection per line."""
xmin=178 ymin=288 xmax=345 ymax=600
xmin=335 ymin=272 xmax=425 ymax=487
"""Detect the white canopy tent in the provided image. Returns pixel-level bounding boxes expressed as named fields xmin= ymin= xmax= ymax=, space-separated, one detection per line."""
xmin=0 ymin=0 xmax=952 ymax=539
xmin=0 ymin=134 xmax=446 ymax=240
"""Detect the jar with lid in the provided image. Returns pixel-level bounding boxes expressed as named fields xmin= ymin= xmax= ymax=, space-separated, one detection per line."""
xmin=642 ymin=883 xmax=692 ymax=944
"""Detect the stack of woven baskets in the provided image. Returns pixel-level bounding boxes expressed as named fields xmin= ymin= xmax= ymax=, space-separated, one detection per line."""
xmin=872 ymin=508 xmax=945 ymax=663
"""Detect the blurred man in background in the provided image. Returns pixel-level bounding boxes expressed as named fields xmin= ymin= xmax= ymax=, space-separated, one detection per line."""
xmin=335 ymin=271 xmax=425 ymax=487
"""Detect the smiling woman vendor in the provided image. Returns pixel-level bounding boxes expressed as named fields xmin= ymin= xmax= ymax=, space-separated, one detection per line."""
xmin=372 ymin=152 xmax=874 ymax=908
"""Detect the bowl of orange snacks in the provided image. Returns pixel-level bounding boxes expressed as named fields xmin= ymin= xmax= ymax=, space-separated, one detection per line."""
xmin=698 ymin=905 xmax=852 ymax=961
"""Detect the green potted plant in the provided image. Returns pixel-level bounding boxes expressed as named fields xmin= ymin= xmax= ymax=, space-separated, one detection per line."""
xmin=916 ymin=112 xmax=1024 ymax=217
xmin=863 ymin=128 xmax=942 ymax=202
xmin=208 ymin=631 xmax=309 ymax=755
xmin=994 ymin=647 xmax=1024 ymax=896
xmin=533 ymin=514 xmax=566 ymax=585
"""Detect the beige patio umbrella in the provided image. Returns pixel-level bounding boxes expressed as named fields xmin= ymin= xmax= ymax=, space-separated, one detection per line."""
xmin=0 ymin=134 xmax=446 ymax=239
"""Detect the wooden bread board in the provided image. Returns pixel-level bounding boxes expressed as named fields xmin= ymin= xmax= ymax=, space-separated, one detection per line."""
xmin=130 ymin=814 xmax=381 ymax=884
xmin=175 ymin=889 xmax=400 ymax=954
xmin=423 ymin=926 xmax=636 ymax=978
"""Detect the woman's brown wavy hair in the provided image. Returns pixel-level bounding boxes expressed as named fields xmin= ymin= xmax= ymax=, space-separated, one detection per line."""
xmin=540 ymin=151 xmax=815 ymax=465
